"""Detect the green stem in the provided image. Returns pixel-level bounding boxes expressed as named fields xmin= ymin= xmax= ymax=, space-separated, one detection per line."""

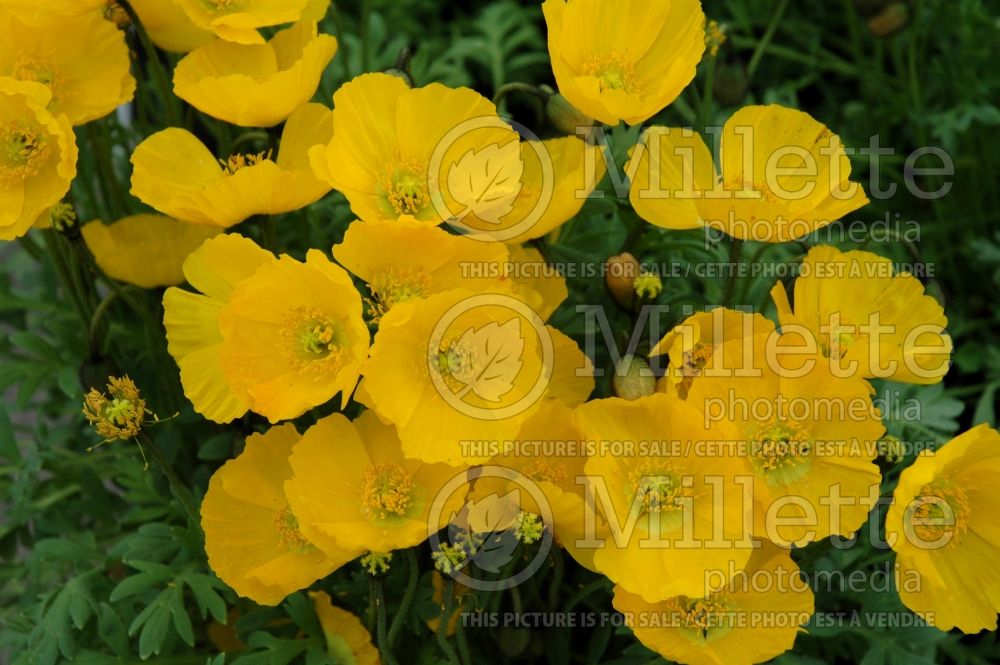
xmin=136 ymin=431 xmax=201 ymax=535
xmin=721 ymin=238 xmax=743 ymax=306
xmin=387 ymin=549 xmax=418 ymax=647
xmin=120 ymin=0 xmax=181 ymax=127
xmin=436 ymin=578 xmax=461 ymax=665
xmin=698 ymin=54 xmax=717 ymax=133
xmin=42 ymin=229 xmax=90 ymax=326
xmin=747 ymin=0 xmax=792 ymax=77
xmin=374 ymin=577 xmax=400 ymax=665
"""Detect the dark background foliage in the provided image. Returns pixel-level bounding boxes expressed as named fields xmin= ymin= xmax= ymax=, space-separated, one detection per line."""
xmin=1 ymin=0 xmax=998 ymax=663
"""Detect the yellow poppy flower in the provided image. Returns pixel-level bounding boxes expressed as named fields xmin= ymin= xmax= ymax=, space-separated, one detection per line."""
xmin=886 ymin=424 xmax=1000 ymax=633
xmin=174 ymin=21 xmax=337 ymax=127
xmin=0 ymin=11 xmax=134 ymax=125
xmin=309 ymin=592 xmax=380 ymax=665
xmin=81 ymin=214 xmax=221 ymax=288
xmin=217 ymin=250 xmax=369 ymax=423
xmin=309 ymin=72 xmax=521 ymax=224
xmin=649 ymin=307 xmax=776 ymax=399
xmin=0 ymin=78 xmax=76 ymax=242
xmin=285 ymin=411 xmax=466 ymax=555
xmin=358 ymin=288 xmax=593 ymax=466
xmin=131 ymin=0 xmax=214 ymax=53
xmin=629 ymin=106 xmax=869 ymax=242
xmin=613 ymin=543 xmax=814 ymax=665
xmin=201 ymin=424 xmax=358 ymax=606
xmin=332 ymin=216 xmax=510 ymax=321
xmin=771 ymin=245 xmax=952 ymax=384
xmin=575 ymin=393 xmax=754 ymax=602
xmin=0 ymin=0 xmax=105 ymax=25
xmin=131 ymin=102 xmax=332 ymax=227
xmin=541 ymin=0 xmax=706 ymax=126
xmin=685 ymin=333 xmax=885 ymax=546
xmin=500 ymin=244 xmax=568 ymax=322
xmin=163 ymin=234 xmax=274 ymax=423
xmin=450 ymin=136 xmax=606 ymax=243
xmin=174 ymin=0 xmax=311 ymax=44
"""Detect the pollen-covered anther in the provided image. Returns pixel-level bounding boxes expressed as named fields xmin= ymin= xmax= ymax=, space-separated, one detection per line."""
xmin=220 ymin=150 xmax=271 ymax=175
xmin=630 ymin=467 xmax=693 ymax=513
xmin=367 ymin=267 xmax=431 ymax=320
xmin=583 ymin=51 xmax=641 ymax=93
xmin=910 ymin=482 xmax=970 ymax=544
xmin=381 ymin=160 xmax=429 ymax=216
xmin=280 ymin=306 xmax=344 ymax=373
xmin=0 ymin=121 xmax=51 ymax=185
xmin=274 ymin=505 xmax=314 ymax=552
xmin=361 ymin=463 xmax=413 ymax=519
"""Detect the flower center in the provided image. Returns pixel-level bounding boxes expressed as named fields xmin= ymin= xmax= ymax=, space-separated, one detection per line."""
xmin=220 ymin=150 xmax=271 ymax=175
xmin=629 ymin=465 xmax=693 ymax=514
xmin=748 ymin=420 xmax=812 ymax=485
xmin=584 ymin=52 xmax=639 ymax=93
xmin=0 ymin=121 xmax=51 ymax=185
xmin=367 ymin=267 xmax=431 ymax=321
xmin=202 ymin=0 xmax=241 ymax=12
xmin=820 ymin=321 xmax=860 ymax=360
xmin=669 ymin=595 xmax=734 ymax=643
xmin=361 ymin=463 xmax=413 ymax=520
xmin=379 ymin=160 xmax=430 ymax=217
xmin=12 ymin=54 xmax=65 ymax=102
xmin=522 ymin=459 xmax=567 ymax=486
xmin=908 ymin=482 xmax=969 ymax=545
xmin=280 ymin=307 xmax=344 ymax=373
xmin=274 ymin=505 xmax=314 ymax=553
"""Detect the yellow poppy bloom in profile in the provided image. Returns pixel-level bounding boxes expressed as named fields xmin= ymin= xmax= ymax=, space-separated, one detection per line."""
xmin=217 ymin=250 xmax=369 ymax=423
xmin=0 ymin=11 xmax=134 ymax=125
xmin=613 ymin=543 xmax=814 ymax=665
xmin=450 ymin=136 xmax=606 ymax=243
xmin=131 ymin=102 xmax=332 ymax=227
xmin=174 ymin=22 xmax=337 ymax=127
xmin=0 ymin=0 xmax=104 ymax=25
xmin=163 ymin=234 xmax=273 ymax=423
xmin=81 ymin=214 xmax=221 ymax=288
xmin=285 ymin=411 xmax=466 ymax=555
xmin=575 ymin=393 xmax=754 ymax=603
xmin=771 ymin=245 xmax=952 ymax=384
xmin=309 ymin=592 xmax=380 ymax=665
xmin=649 ymin=307 xmax=775 ymax=399
xmin=685 ymin=333 xmax=885 ymax=546
xmin=131 ymin=0 xmax=214 ymax=53
xmin=332 ymin=216 xmax=510 ymax=321
xmin=501 ymin=244 xmax=568 ymax=322
xmin=358 ymin=288 xmax=593 ymax=466
xmin=174 ymin=0 xmax=312 ymax=44
xmin=629 ymin=106 xmax=869 ymax=242
xmin=310 ymin=72 xmax=521 ymax=224
xmin=886 ymin=424 xmax=1000 ymax=633
xmin=0 ymin=78 xmax=76 ymax=242
xmin=202 ymin=424 xmax=358 ymax=606
xmin=541 ymin=0 xmax=706 ymax=126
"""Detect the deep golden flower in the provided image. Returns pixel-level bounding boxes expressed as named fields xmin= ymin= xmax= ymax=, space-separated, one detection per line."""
xmin=174 ymin=21 xmax=337 ymax=127
xmin=0 ymin=78 xmax=76 ymax=242
xmin=130 ymin=0 xmax=213 ymax=53
xmin=174 ymin=0 xmax=314 ymax=44
xmin=81 ymin=214 xmax=221 ymax=288
xmin=630 ymin=106 xmax=869 ymax=242
xmin=0 ymin=10 xmax=134 ymax=124
xmin=131 ymin=102 xmax=332 ymax=227
xmin=542 ymin=0 xmax=706 ymax=126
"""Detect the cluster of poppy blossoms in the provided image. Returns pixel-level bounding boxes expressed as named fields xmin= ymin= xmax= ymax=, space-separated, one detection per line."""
xmin=5 ymin=0 xmax=998 ymax=663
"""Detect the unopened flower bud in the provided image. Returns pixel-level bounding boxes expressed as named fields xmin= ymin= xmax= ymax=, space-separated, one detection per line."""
xmin=545 ymin=90 xmax=596 ymax=137
xmin=867 ymin=3 xmax=909 ymax=38
xmin=605 ymin=252 xmax=640 ymax=309
xmin=612 ymin=355 xmax=656 ymax=400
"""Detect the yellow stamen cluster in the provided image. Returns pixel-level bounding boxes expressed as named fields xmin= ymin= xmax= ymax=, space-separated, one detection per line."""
xmin=668 ymin=595 xmax=734 ymax=640
xmin=361 ymin=463 xmax=413 ymax=520
xmin=82 ymin=376 xmax=147 ymax=441
xmin=12 ymin=54 xmax=65 ymax=99
xmin=220 ymin=150 xmax=271 ymax=175
xmin=47 ymin=201 xmax=77 ymax=232
xmin=583 ymin=51 xmax=640 ymax=93
xmin=205 ymin=0 xmax=241 ymax=12
xmin=280 ymin=306 xmax=344 ymax=373
xmin=274 ymin=505 xmax=314 ymax=553
xmin=381 ymin=160 xmax=429 ymax=216
xmin=910 ymin=482 xmax=969 ymax=544
xmin=103 ymin=1 xmax=130 ymax=27
xmin=749 ymin=420 xmax=812 ymax=485
xmin=0 ymin=121 xmax=51 ymax=185
xmin=360 ymin=551 xmax=393 ymax=575
xmin=705 ymin=20 xmax=727 ymax=57
xmin=522 ymin=458 xmax=567 ymax=486
xmin=629 ymin=465 xmax=693 ymax=513
xmin=633 ymin=272 xmax=662 ymax=300
xmin=367 ymin=267 xmax=432 ymax=321
xmin=513 ymin=511 xmax=544 ymax=544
